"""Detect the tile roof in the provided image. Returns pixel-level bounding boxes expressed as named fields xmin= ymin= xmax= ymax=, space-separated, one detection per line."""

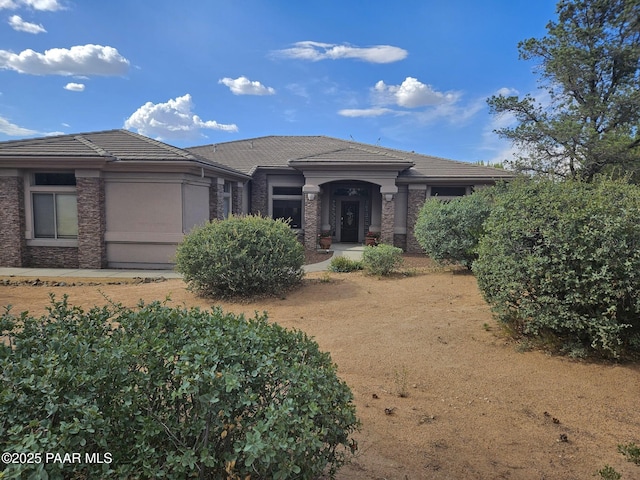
xmin=0 ymin=129 xmax=195 ymax=161
xmin=187 ymin=135 xmax=514 ymax=180
xmin=0 ymin=129 xmax=249 ymax=178
xmin=0 ymin=131 xmax=513 ymax=181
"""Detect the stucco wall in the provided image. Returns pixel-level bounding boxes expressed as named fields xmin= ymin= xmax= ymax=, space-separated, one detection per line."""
xmin=182 ymin=181 xmax=210 ymax=233
xmin=104 ymin=173 xmax=210 ymax=269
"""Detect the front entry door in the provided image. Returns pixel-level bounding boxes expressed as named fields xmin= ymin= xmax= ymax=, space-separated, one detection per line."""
xmin=341 ymin=201 xmax=359 ymax=242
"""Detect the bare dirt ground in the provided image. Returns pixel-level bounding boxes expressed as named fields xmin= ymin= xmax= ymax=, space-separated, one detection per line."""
xmin=1 ymin=255 xmax=639 ymax=480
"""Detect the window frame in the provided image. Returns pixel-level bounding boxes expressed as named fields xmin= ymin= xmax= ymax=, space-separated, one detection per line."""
xmin=25 ymin=172 xmax=79 ymax=247
xmin=428 ymin=185 xmax=470 ymax=200
xmin=222 ymin=181 xmax=232 ymax=219
xmin=269 ymin=182 xmax=303 ymax=229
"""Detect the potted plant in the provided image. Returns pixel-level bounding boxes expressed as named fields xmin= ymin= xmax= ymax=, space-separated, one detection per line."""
xmin=365 ymin=231 xmax=380 ymax=246
xmin=318 ymin=231 xmax=332 ymax=249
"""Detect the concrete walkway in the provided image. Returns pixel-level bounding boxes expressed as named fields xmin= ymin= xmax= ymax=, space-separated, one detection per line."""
xmin=303 ymin=243 xmax=365 ymax=273
xmin=0 ymin=244 xmax=365 ymax=278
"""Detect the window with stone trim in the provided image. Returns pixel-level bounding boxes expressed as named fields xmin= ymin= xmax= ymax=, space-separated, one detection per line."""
xmin=272 ymin=186 xmax=302 ymax=228
xmin=30 ymin=172 xmax=78 ymax=239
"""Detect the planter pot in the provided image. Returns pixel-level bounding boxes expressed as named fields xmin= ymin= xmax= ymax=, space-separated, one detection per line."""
xmin=365 ymin=236 xmax=377 ymax=246
xmin=319 ymin=237 xmax=332 ymax=249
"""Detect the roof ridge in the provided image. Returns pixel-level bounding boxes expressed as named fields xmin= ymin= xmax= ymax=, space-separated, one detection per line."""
xmin=190 ymin=134 xmax=332 ymax=150
xmin=73 ymin=135 xmax=111 ymax=157
xmin=118 ymin=129 xmax=197 ymax=160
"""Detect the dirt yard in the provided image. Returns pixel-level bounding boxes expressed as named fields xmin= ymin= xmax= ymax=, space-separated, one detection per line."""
xmin=1 ymin=255 xmax=639 ymax=480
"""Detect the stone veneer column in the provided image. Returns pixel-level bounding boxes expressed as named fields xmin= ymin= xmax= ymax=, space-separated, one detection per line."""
xmin=232 ymin=181 xmax=244 ymax=215
xmin=209 ymin=178 xmax=224 ymax=220
xmin=380 ymin=194 xmax=395 ymax=246
xmin=406 ymin=185 xmax=427 ymax=253
xmin=251 ymin=170 xmax=268 ymax=215
xmin=303 ymin=186 xmax=320 ymax=250
xmin=0 ymin=172 xmax=26 ymax=267
xmin=76 ymin=171 xmax=107 ymax=269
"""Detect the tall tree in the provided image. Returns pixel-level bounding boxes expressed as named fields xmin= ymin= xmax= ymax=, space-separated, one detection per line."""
xmin=488 ymin=0 xmax=640 ymax=180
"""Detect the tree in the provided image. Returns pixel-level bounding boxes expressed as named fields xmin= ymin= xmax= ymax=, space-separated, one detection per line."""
xmin=488 ymin=0 xmax=640 ymax=180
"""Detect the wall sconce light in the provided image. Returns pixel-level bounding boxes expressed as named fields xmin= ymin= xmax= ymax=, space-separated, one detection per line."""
xmin=384 ymin=193 xmax=394 ymax=201
xmin=307 ymin=193 xmax=316 ymax=201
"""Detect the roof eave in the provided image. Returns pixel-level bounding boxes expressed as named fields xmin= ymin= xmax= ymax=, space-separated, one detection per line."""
xmin=0 ymin=156 xmax=111 ymax=169
xmin=397 ymin=174 xmax=515 ymax=184
xmin=288 ymin=160 xmax=414 ymax=171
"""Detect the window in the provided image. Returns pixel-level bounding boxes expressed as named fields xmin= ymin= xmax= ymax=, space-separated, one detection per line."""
xmin=272 ymin=185 xmax=302 ymax=228
xmin=33 ymin=193 xmax=78 ymax=238
xmin=34 ymin=172 xmax=76 ymax=186
xmin=223 ymin=182 xmax=231 ymax=218
xmin=273 ymin=199 xmax=302 ymax=228
xmin=430 ymin=186 xmax=468 ymax=197
xmin=29 ymin=172 xmax=78 ymax=240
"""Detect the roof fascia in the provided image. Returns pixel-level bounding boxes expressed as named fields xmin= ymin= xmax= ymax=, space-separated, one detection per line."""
xmin=0 ymin=157 xmax=110 ymax=169
xmin=288 ymin=160 xmax=414 ymax=171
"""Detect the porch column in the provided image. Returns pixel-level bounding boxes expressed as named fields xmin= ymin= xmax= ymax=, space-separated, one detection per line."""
xmin=209 ymin=178 xmax=224 ymax=220
xmin=406 ymin=185 xmax=427 ymax=253
xmin=380 ymin=186 xmax=397 ymax=246
xmin=303 ymin=185 xmax=320 ymax=250
xmin=76 ymin=170 xmax=107 ymax=269
xmin=0 ymin=171 xmax=26 ymax=267
xmin=232 ymin=181 xmax=244 ymax=215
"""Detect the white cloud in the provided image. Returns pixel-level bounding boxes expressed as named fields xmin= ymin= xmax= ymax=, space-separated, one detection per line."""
xmin=0 ymin=44 xmax=129 ymax=76
xmin=374 ymin=77 xmax=459 ymax=108
xmin=274 ymin=41 xmax=408 ymax=64
xmin=0 ymin=0 xmax=63 ymax=10
xmin=0 ymin=115 xmax=39 ymax=136
xmin=124 ymin=93 xmax=238 ymax=141
xmin=495 ymin=87 xmax=519 ymax=97
xmin=8 ymin=14 xmax=45 ymax=33
xmin=218 ymin=76 xmax=275 ymax=96
xmin=338 ymin=107 xmax=399 ymax=118
xmin=64 ymin=82 xmax=84 ymax=91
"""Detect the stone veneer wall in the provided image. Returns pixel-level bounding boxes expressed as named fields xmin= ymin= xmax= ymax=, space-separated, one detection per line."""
xmin=76 ymin=177 xmax=107 ymax=268
xmin=393 ymin=233 xmax=407 ymax=251
xmin=26 ymin=246 xmax=79 ymax=268
xmin=209 ymin=180 xmax=224 ymax=220
xmin=250 ymin=170 xmax=268 ymax=216
xmin=380 ymin=197 xmax=395 ymax=245
xmin=406 ymin=187 xmax=427 ymax=253
xmin=0 ymin=176 xmax=26 ymax=267
xmin=303 ymin=194 xmax=320 ymax=250
xmin=233 ymin=182 xmax=243 ymax=215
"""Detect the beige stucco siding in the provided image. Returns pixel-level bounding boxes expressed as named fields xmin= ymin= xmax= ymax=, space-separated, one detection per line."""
xmin=182 ymin=180 xmax=210 ymax=233
xmin=104 ymin=173 xmax=208 ymax=268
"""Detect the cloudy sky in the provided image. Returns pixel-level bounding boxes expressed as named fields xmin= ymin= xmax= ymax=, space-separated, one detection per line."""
xmin=0 ymin=0 xmax=558 ymax=163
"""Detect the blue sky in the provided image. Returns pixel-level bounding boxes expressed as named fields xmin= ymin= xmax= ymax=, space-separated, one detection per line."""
xmin=0 ymin=0 xmax=558 ymax=163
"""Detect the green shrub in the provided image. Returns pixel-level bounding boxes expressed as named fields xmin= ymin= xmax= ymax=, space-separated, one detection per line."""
xmin=0 ymin=296 xmax=358 ymax=480
xmin=414 ymin=189 xmax=493 ymax=269
xmin=474 ymin=178 xmax=640 ymax=359
xmin=175 ymin=215 xmax=304 ymax=298
xmin=362 ymin=243 xmax=404 ymax=276
xmin=328 ymin=256 xmax=363 ymax=272
xmin=618 ymin=442 xmax=640 ymax=465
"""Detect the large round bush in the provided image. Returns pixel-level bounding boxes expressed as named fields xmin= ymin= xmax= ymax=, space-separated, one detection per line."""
xmin=175 ymin=215 xmax=305 ymax=298
xmin=414 ymin=189 xmax=493 ymax=269
xmin=0 ymin=298 xmax=358 ymax=479
xmin=474 ymin=178 xmax=640 ymax=358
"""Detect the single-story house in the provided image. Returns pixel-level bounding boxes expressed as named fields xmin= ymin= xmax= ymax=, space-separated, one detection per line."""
xmin=0 ymin=129 xmax=513 ymax=269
